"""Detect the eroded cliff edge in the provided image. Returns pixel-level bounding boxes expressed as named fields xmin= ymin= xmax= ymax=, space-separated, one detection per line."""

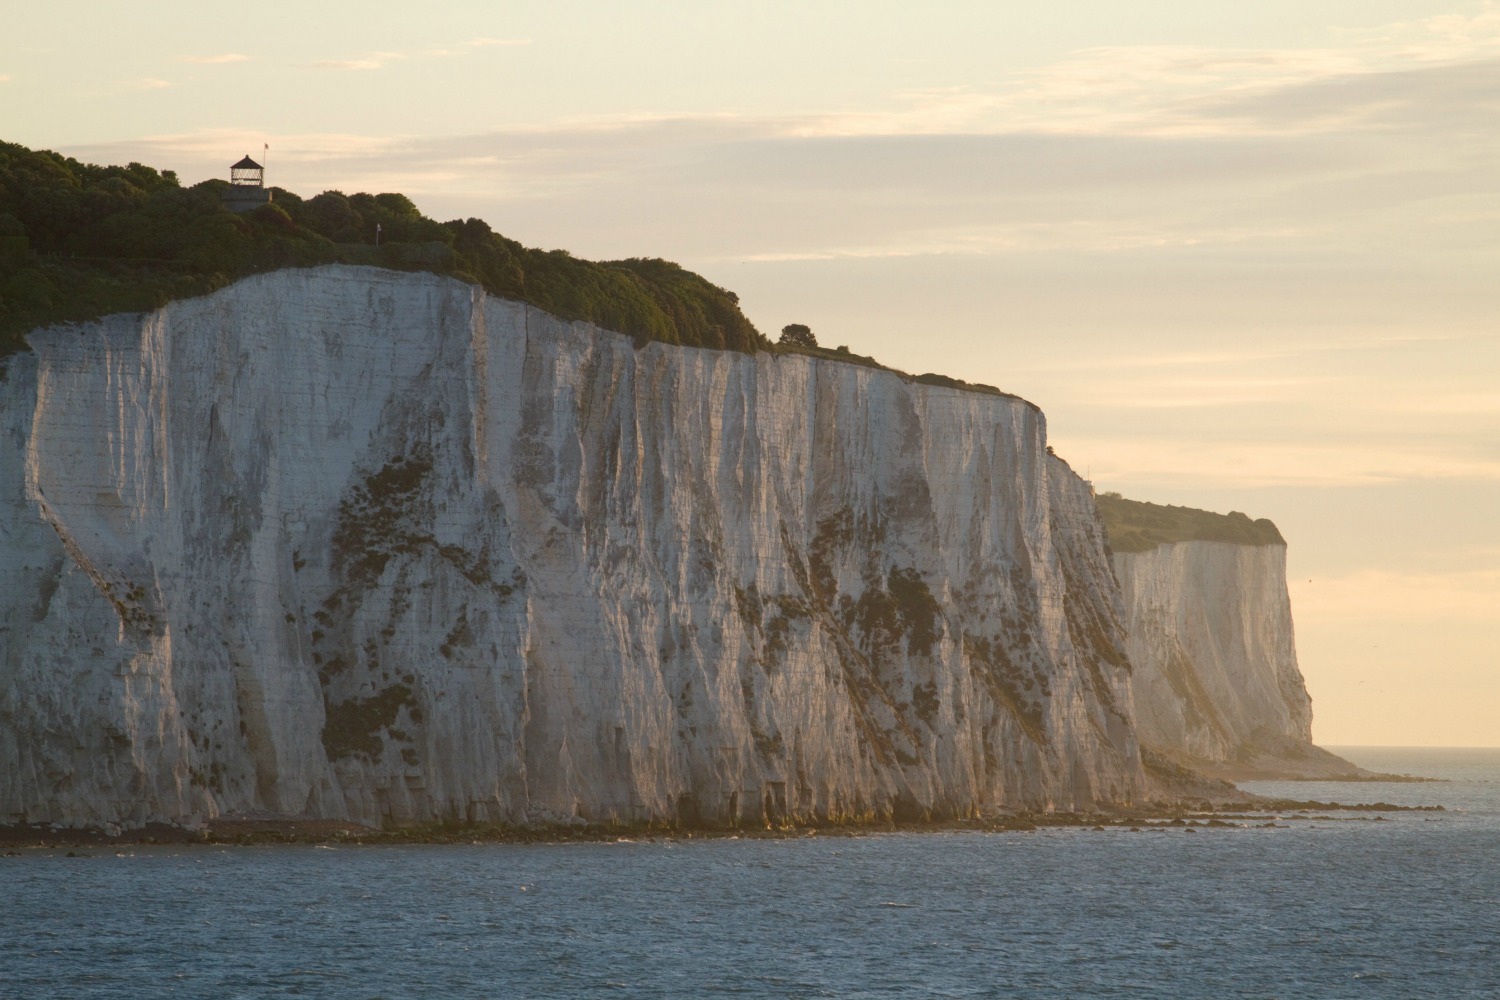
xmin=0 ymin=265 xmax=1145 ymax=830
xmin=1098 ymin=495 xmax=1362 ymax=780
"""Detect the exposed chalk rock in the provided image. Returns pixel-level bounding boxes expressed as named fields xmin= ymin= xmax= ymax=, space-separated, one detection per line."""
xmin=1115 ymin=541 xmax=1311 ymax=758
xmin=1099 ymin=495 xmax=1356 ymax=779
xmin=0 ymin=266 xmax=1145 ymax=830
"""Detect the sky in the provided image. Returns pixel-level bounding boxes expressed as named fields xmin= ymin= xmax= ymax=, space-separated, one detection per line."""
xmin=4 ymin=1 xmax=1497 ymax=746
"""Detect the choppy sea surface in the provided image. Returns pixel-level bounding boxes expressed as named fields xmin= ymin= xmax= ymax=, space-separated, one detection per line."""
xmin=2 ymin=747 xmax=1497 ymax=999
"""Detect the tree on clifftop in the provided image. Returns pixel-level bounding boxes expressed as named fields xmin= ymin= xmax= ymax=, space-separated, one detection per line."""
xmin=779 ymin=323 xmax=816 ymax=348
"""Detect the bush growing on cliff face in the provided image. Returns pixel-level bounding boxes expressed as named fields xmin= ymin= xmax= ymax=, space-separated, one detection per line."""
xmin=0 ymin=139 xmax=763 ymax=361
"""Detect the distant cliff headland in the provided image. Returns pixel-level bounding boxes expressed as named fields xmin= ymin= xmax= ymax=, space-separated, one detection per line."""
xmin=1098 ymin=496 xmax=1367 ymax=782
xmin=1096 ymin=494 xmax=1284 ymax=552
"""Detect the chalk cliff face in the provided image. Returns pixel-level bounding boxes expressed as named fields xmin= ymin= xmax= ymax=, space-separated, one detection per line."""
xmin=1096 ymin=497 xmax=1352 ymax=778
xmin=0 ymin=266 xmax=1143 ymax=830
xmin=1112 ymin=541 xmax=1312 ymax=762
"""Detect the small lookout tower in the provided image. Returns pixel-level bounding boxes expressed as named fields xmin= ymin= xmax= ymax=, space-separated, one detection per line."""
xmin=222 ymin=154 xmax=272 ymax=213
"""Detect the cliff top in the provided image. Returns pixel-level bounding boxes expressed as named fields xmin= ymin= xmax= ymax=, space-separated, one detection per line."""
xmin=1095 ymin=493 xmax=1284 ymax=553
xmin=0 ymin=140 xmax=758 ymax=361
xmin=0 ymin=140 xmax=1031 ymax=409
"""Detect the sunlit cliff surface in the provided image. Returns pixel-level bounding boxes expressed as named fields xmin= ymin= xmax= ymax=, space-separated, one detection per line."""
xmin=1099 ymin=496 xmax=1361 ymax=780
xmin=1 ymin=266 xmax=1146 ymax=830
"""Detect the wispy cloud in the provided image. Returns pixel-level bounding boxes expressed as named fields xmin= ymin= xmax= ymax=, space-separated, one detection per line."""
xmin=1335 ymin=3 xmax=1500 ymax=62
xmin=803 ymin=52 xmax=1499 ymax=140
xmin=63 ymin=62 xmax=1496 ymax=267
xmin=67 ymin=128 xmax=399 ymax=164
xmin=316 ymin=36 xmax=530 ymax=70
xmin=1013 ymin=336 xmax=1457 ymax=375
xmin=1387 ymin=392 xmax=1500 ymax=416
xmin=1090 ymin=375 xmax=1337 ymax=410
xmin=312 ymin=51 xmax=406 ymax=71
xmin=180 ymin=53 xmax=248 ymax=65
xmin=1062 ymin=436 xmax=1500 ymax=489
xmin=770 ymin=5 xmax=1500 ymax=140
xmin=1290 ymin=569 xmax=1500 ymax=623
xmin=59 ymin=5 xmax=1500 ymax=274
xmin=737 ymin=218 xmax=1311 ymax=263
xmin=0 ymin=75 xmax=10 ymax=84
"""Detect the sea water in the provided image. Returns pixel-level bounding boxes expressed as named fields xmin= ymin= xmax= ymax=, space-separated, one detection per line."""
xmin=2 ymin=747 xmax=1497 ymax=998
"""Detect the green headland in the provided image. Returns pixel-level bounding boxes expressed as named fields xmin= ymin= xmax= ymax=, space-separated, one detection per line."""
xmin=1096 ymin=493 xmax=1285 ymax=553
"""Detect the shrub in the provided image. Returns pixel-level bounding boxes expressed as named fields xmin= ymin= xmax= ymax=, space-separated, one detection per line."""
xmin=779 ymin=323 xmax=816 ymax=348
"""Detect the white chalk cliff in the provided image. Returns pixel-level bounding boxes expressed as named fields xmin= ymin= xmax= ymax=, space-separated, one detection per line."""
xmin=1113 ymin=542 xmax=1312 ymax=762
xmin=0 ymin=265 xmax=1145 ymax=830
xmin=1099 ymin=497 xmax=1354 ymax=779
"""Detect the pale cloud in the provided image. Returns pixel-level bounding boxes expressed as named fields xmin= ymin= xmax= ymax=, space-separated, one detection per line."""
xmin=1387 ymin=392 xmax=1500 ymax=416
xmin=62 ymin=84 xmax=1493 ymax=267
xmin=1336 ymin=2 xmax=1500 ymax=62
xmin=1060 ymin=436 xmax=1500 ymax=489
xmin=318 ymin=36 xmax=529 ymax=69
xmin=426 ymin=37 xmax=534 ymax=56
xmin=857 ymin=51 xmax=1494 ymax=139
xmin=1089 ymin=375 xmax=1336 ymax=410
xmin=313 ymin=59 xmax=384 ymax=71
xmin=1196 ymin=57 xmax=1500 ymax=136
xmin=71 ymin=129 xmax=395 ymax=160
xmin=56 ymin=8 xmax=1500 ymax=271
xmin=737 ymin=219 xmax=1310 ymax=263
xmin=180 ymin=54 xmax=248 ymax=65
xmin=312 ymin=51 xmax=405 ymax=71
xmin=265 ymin=18 xmax=1469 ymax=148
xmin=1014 ymin=336 xmax=1458 ymax=375
xmin=776 ymin=5 xmax=1500 ymax=140
xmin=0 ymin=75 xmax=10 ymax=84
xmin=1290 ymin=569 xmax=1500 ymax=623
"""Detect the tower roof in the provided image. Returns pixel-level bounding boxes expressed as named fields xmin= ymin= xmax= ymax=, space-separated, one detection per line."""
xmin=232 ymin=155 xmax=263 ymax=170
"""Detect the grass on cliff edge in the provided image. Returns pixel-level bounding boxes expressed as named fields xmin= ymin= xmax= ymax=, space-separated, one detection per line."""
xmin=1096 ymin=492 xmax=1285 ymax=553
xmin=0 ymin=139 xmax=761 ymax=362
xmin=0 ymin=140 xmax=1026 ymax=406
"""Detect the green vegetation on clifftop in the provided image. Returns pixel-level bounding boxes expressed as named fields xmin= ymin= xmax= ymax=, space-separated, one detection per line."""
xmin=0 ymin=140 xmax=760 ymax=361
xmin=0 ymin=140 xmax=1033 ymax=408
xmin=1095 ymin=493 xmax=1284 ymax=553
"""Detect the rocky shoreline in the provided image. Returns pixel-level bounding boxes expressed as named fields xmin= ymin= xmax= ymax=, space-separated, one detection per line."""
xmin=0 ymin=796 xmax=1444 ymax=851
